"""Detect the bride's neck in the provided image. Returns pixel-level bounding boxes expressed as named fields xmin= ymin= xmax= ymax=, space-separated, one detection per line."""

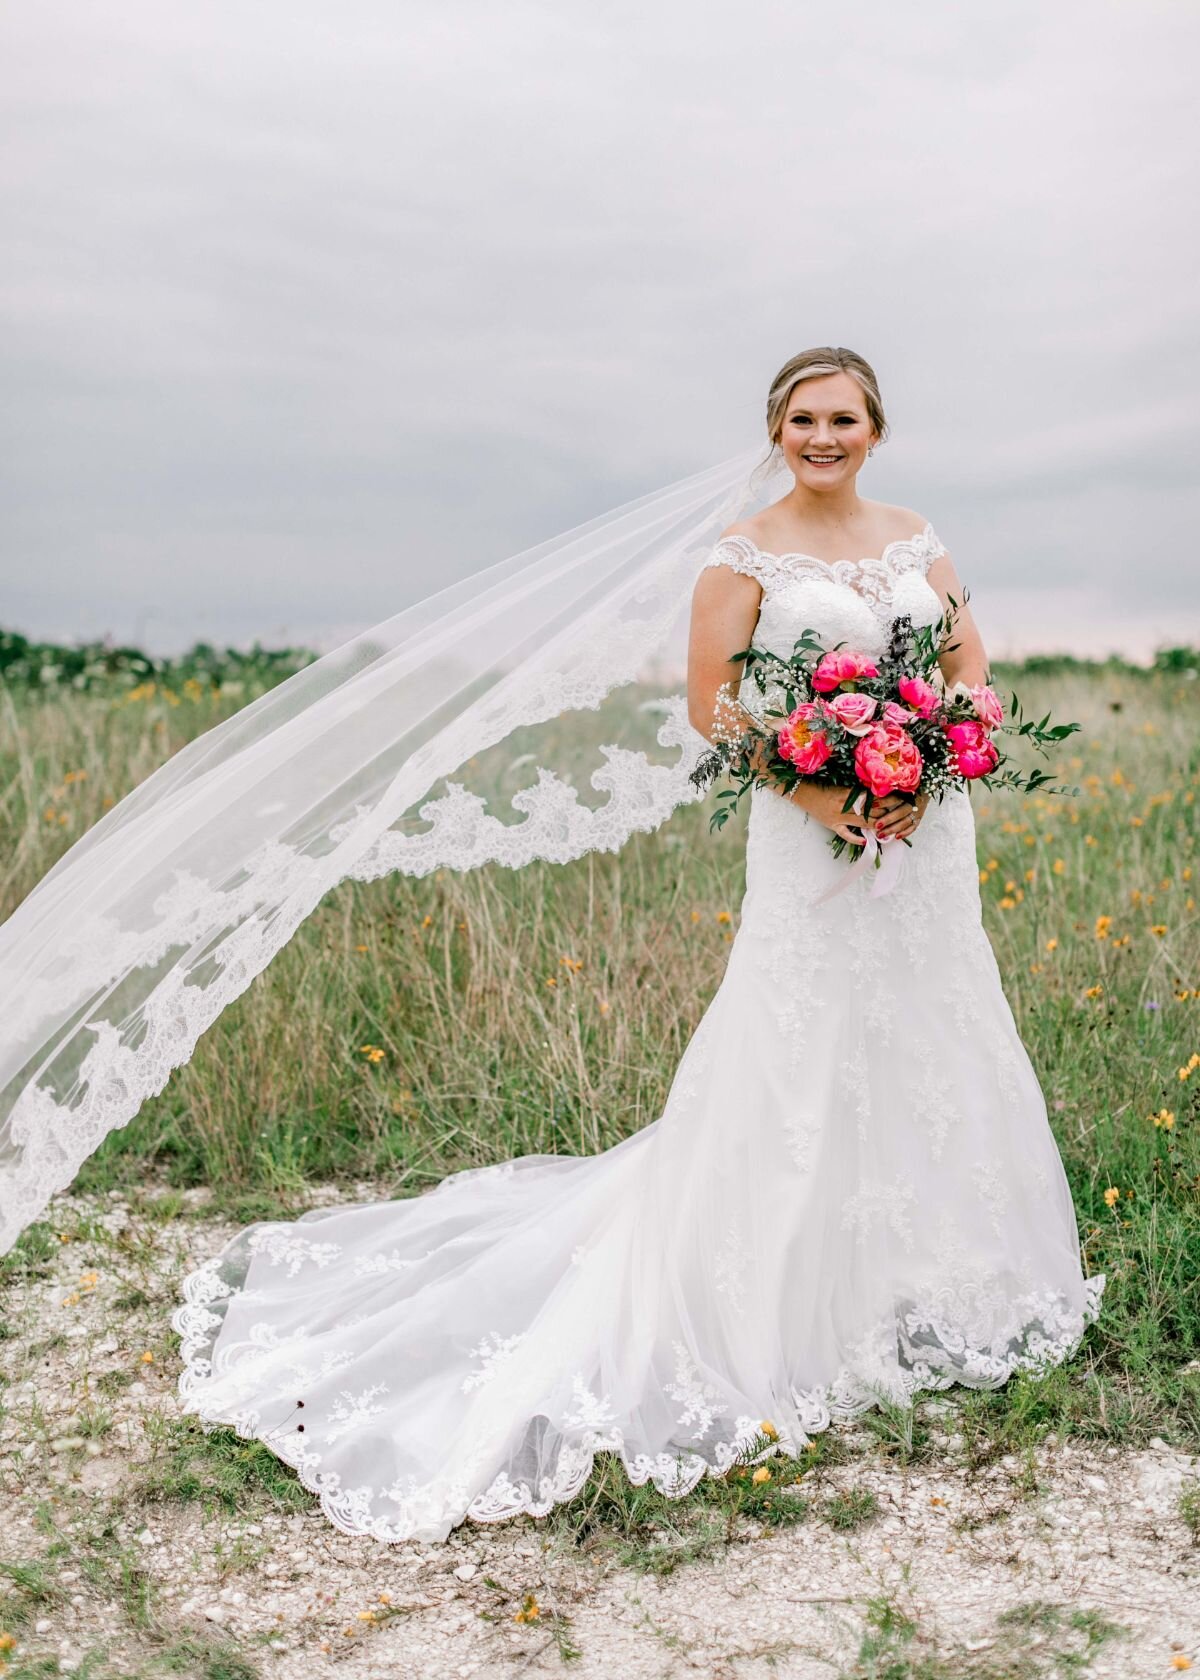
xmin=780 ymin=488 xmax=868 ymax=530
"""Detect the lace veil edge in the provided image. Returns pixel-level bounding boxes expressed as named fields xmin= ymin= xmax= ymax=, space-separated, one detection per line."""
xmin=0 ymin=438 xmax=790 ymax=1254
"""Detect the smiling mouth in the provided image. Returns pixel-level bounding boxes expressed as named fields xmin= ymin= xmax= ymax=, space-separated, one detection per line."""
xmin=803 ymin=455 xmax=843 ymax=464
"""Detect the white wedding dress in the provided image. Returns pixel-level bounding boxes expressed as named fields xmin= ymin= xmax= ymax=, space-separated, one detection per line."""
xmin=173 ymin=521 xmax=1105 ymax=1543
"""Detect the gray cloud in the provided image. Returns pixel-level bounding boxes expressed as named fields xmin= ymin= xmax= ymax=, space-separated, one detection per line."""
xmin=2 ymin=0 xmax=1197 ymax=659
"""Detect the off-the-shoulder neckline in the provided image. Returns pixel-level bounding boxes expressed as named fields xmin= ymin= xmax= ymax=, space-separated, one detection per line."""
xmin=716 ymin=521 xmax=936 ymax=572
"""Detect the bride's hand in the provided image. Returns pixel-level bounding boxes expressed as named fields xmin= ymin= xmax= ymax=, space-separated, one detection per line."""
xmin=872 ymin=790 xmax=929 ymax=841
xmin=795 ymin=784 xmax=876 ymax=847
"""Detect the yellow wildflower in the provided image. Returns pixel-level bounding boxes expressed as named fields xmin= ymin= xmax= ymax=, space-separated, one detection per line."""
xmin=1150 ymin=1109 xmax=1175 ymax=1130
xmin=1151 ymin=925 xmax=1167 ymax=938
xmin=1103 ymin=1187 xmax=1120 ymax=1208
xmin=760 ymin=1419 xmax=779 ymax=1441
xmin=1045 ymin=938 xmax=1059 ymax=953
xmin=1085 ymin=985 xmax=1104 ymax=1000
xmin=140 ymin=1350 xmax=154 ymax=1364
xmin=1094 ymin=916 xmax=1112 ymax=940
xmin=752 ymin=1466 xmax=772 ymax=1484
xmin=359 ymin=1044 xmax=385 ymax=1064
xmin=716 ymin=910 xmax=732 ymax=924
xmin=1052 ymin=858 xmax=1066 ymax=876
xmin=514 ymin=1594 xmax=540 ymax=1624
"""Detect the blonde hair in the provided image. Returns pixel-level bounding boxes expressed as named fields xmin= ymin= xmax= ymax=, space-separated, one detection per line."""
xmin=765 ymin=347 xmax=889 ymax=450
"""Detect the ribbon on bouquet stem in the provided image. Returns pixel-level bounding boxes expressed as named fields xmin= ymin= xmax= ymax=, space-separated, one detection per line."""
xmin=813 ymin=829 xmax=909 ymax=906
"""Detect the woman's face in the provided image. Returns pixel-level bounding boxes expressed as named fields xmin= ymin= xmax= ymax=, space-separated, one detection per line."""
xmin=776 ymin=372 xmax=878 ymax=487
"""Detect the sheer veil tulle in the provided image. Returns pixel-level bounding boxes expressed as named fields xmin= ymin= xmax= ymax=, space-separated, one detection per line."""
xmin=0 ymin=439 xmax=794 ymax=1255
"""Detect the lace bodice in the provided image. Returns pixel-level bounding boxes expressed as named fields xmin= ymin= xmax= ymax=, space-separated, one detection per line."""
xmin=703 ymin=522 xmax=947 ymax=661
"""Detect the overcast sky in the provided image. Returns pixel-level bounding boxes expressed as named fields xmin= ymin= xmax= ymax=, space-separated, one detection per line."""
xmin=3 ymin=0 xmax=1197 ymax=660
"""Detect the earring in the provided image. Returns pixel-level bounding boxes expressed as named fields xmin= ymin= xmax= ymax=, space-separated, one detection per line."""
xmin=868 ymin=446 xmax=875 ymax=456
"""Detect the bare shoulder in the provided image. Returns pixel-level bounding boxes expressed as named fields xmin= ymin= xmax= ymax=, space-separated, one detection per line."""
xmin=717 ymin=491 xmax=795 ymax=546
xmin=880 ymin=500 xmax=933 ymax=537
xmin=716 ymin=516 xmax=766 ymax=544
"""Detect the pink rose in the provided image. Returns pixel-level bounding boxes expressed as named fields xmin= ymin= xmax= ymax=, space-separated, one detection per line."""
xmin=945 ymin=720 xmax=999 ymax=779
xmin=882 ymin=700 xmax=917 ymax=726
xmin=897 ymin=674 xmax=940 ymax=718
xmin=776 ymin=702 xmax=832 ymax=774
xmin=812 ymin=649 xmax=880 ymax=694
xmin=970 ymin=684 xmax=1004 ymax=730
xmin=853 ymin=722 xmax=923 ymax=798
xmin=826 ymin=691 xmax=878 ymax=735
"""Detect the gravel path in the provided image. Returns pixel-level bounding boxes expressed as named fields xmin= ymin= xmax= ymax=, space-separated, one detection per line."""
xmin=2 ymin=1188 xmax=1197 ymax=1679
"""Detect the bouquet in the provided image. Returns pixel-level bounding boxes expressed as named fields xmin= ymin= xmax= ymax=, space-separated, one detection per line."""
xmin=689 ymin=596 xmax=1080 ymax=880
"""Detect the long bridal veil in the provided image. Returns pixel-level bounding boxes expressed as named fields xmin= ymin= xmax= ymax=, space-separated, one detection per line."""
xmin=0 ymin=439 xmax=794 ymax=1255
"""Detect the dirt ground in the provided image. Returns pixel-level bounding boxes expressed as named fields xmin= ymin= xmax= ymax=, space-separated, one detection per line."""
xmin=2 ymin=1188 xmax=1197 ymax=1679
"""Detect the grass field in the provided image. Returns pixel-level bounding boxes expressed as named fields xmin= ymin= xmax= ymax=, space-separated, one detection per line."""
xmin=1 ymin=651 xmax=1198 ymax=1675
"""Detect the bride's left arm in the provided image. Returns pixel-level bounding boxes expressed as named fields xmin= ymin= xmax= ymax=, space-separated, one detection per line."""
xmin=924 ymin=548 xmax=991 ymax=690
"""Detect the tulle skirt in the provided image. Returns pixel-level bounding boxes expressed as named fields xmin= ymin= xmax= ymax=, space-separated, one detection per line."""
xmin=173 ymin=784 xmax=1104 ymax=1542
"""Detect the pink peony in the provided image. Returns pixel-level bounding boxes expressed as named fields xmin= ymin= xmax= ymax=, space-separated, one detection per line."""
xmin=776 ymin=702 xmax=832 ymax=773
xmin=945 ymin=720 xmax=999 ymax=779
xmin=897 ymin=674 xmax=941 ymax=718
xmin=970 ymin=683 xmax=1004 ymax=730
xmin=812 ymin=648 xmax=880 ymax=694
xmin=853 ymin=722 xmax=923 ymax=798
xmin=882 ymin=699 xmax=917 ymax=726
xmin=826 ymin=691 xmax=879 ymax=735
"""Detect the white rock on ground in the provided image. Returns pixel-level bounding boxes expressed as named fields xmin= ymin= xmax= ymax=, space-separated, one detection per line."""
xmin=1 ymin=1189 xmax=1197 ymax=1678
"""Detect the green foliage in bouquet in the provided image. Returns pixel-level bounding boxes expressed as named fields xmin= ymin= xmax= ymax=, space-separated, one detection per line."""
xmin=689 ymin=594 xmax=1082 ymax=847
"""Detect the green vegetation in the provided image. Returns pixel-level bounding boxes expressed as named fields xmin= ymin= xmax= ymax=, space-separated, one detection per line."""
xmin=1 ymin=630 xmax=1199 ymax=1572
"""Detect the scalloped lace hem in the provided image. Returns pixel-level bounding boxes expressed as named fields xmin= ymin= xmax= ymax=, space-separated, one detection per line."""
xmin=171 ymin=1265 xmax=1106 ymax=1545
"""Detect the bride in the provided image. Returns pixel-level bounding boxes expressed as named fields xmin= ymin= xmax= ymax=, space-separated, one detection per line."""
xmin=162 ymin=347 xmax=1104 ymax=1543
xmin=0 ymin=344 xmax=1103 ymax=1545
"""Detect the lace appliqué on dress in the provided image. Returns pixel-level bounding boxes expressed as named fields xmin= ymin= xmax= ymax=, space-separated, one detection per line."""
xmin=703 ymin=522 xmax=945 ymax=602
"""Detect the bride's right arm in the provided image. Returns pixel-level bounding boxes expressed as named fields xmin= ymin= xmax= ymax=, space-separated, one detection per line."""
xmin=686 ymin=562 xmax=762 ymax=746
